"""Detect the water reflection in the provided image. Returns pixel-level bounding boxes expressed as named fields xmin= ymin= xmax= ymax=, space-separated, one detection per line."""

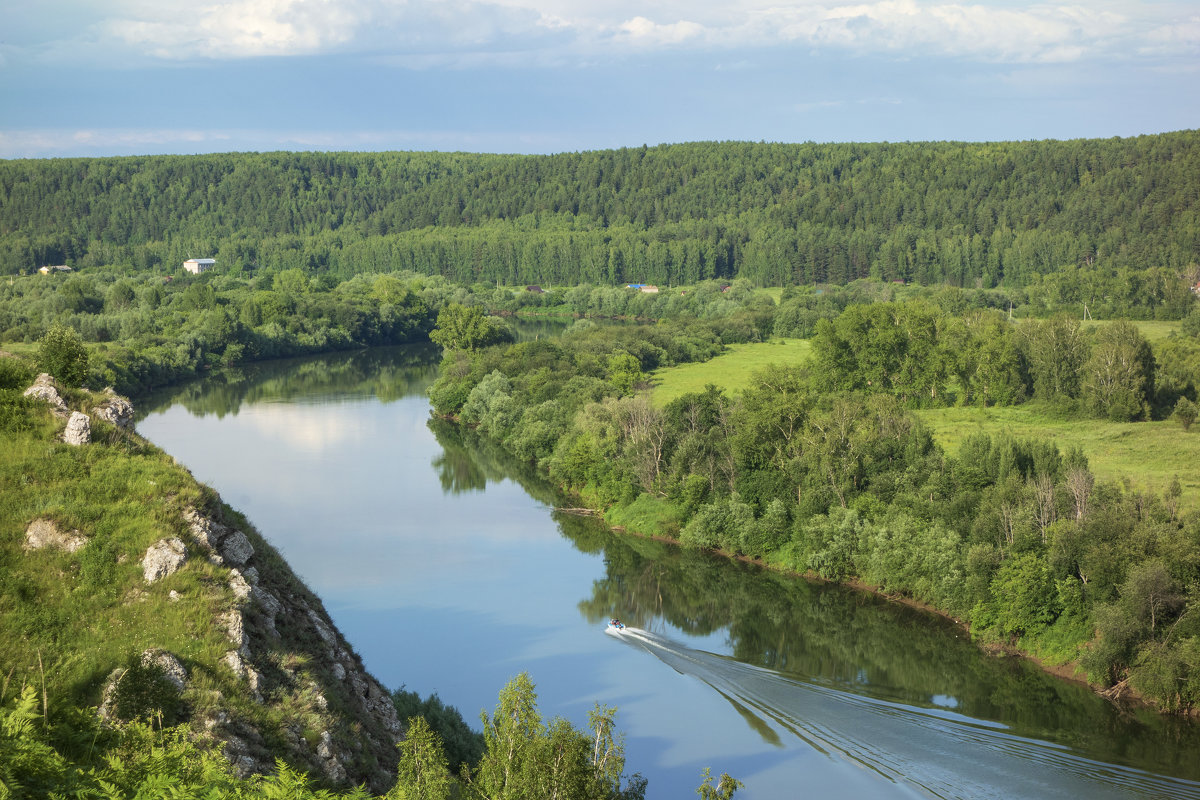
xmin=433 ymin=421 xmax=1200 ymax=787
xmin=136 ymin=344 xmax=441 ymax=419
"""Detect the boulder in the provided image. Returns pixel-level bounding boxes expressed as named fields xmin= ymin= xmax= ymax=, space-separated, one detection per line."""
xmin=97 ymin=649 xmax=188 ymax=721
xmin=24 ymin=518 xmax=86 ymax=552
xmin=141 ymin=648 xmax=188 ymax=692
xmin=142 ymin=538 xmax=187 ymax=582
xmin=220 ymin=530 xmax=255 ymax=566
xmin=229 ymin=569 xmax=253 ymax=602
xmin=63 ymin=411 xmax=90 ymax=445
xmin=221 ymin=609 xmax=250 ymax=656
xmin=23 ymin=373 xmax=68 ymax=417
xmin=183 ymin=507 xmax=229 ymax=553
xmin=94 ymin=390 xmax=135 ymax=429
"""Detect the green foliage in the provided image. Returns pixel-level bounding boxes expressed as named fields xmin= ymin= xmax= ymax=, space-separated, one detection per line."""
xmin=37 ymin=323 xmax=89 ymax=386
xmin=696 ymin=767 xmax=743 ymax=800
xmin=107 ymin=653 xmax=184 ymax=724
xmin=389 ymin=717 xmax=452 ymax=800
xmin=427 ymin=298 xmax=1200 ymax=712
xmin=1081 ymin=320 xmax=1154 ymax=421
xmin=606 ymin=352 xmax=645 ymax=396
xmin=466 ymin=674 xmax=645 ymax=800
xmin=975 ymin=552 xmax=1060 ymax=639
xmin=429 ymin=304 xmax=513 ymax=352
xmin=390 ymin=688 xmax=484 ymax=772
xmin=1173 ymin=396 xmax=1198 ymax=431
xmin=0 ymin=356 xmax=35 ymax=390
xmin=3 ymin=137 xmax=1198 ymax=295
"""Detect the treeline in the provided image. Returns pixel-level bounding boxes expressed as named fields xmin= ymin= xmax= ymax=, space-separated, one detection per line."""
xmin=0 ymin=267 xmax=444 ymax=394
xmin=2 ymin=134 xmax=1198 ymax=290
xmin=5 ymin=262 xmax=1198 ymax=402
xmin=426 ymin=304 xmax=1200 ymax=712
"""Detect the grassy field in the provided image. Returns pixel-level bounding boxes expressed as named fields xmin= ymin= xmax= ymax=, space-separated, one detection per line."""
xmin=1084 ymin=318 xmax=1180 ymax=342
xmin=915 ymin=405 xmax=1200 ymax=509
xmin=651 ymin=335 xmax=1198 ymax=508
xmin=650 ymin=338 xmax=812 ymax=406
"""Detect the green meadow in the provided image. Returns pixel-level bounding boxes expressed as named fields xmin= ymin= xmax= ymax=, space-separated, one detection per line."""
xmin=651 ymin=335 xmax=1198 ymax=508
xmin=915 ymin=405 xmax=1199 ymax=509
xmin=650 ymin=338 xmax=812 ymax=406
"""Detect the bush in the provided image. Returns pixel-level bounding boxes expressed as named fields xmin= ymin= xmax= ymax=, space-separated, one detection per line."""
xmin=0 ymin=356 xmax=34 ymax=390
xmin=37 ymin=323 xmax=89 ymax=386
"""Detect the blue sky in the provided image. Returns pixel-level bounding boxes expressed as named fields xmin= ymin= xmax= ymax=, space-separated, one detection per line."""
xmin=1 ymin=0 xmax=1197 ymax=158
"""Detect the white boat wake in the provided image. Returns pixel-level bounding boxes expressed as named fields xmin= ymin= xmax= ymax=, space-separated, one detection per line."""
xmin=605 ymin=626 xmax=1200 ymax=800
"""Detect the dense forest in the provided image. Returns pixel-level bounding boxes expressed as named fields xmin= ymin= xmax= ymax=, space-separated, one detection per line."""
xmin=2 ymin=133 xmax=1198 ymax=289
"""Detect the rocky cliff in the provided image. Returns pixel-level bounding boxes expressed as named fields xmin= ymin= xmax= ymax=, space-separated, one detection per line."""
xmin=13 ymin=374 xmax=404 ymax=791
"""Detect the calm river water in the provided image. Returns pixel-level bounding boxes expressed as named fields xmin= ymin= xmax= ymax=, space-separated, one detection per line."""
xmin=136 ymin=345 xmax=1200 ymax=800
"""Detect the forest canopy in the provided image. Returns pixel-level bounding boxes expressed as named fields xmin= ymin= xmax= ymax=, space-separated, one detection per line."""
xmin=2 ymin=134 xmax=1197 ymax=288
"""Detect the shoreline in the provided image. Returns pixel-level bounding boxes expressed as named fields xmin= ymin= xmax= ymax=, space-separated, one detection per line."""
xmin=594 ymin=507 xmax=1172 ymax=716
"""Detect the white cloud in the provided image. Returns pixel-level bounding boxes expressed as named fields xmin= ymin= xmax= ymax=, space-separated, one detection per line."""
xmin=104 ymin=0 xmax=370 ymax=59
xmin=7 ymin=0 xmax=1198 ymax=66
xmin=616 ymin=16 xmax=707 ymax=47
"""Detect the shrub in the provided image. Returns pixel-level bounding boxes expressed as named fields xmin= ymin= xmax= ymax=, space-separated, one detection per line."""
xmin=37 ymin=323 xmax=89 ymax=386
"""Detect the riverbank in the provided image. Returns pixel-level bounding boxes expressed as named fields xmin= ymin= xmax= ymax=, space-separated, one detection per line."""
xmin=571 ymin=492 xmax=1184 ymax=717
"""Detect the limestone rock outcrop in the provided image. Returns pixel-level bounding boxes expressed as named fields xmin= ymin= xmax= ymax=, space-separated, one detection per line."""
xmin=142 ymin=538 xmax=187 ymax=582
xmin=183 ymin=507 xmax=255 ymax=567
xmin=63 ymin=411 xmax=91 ymax=445
xmin=141 ymin=648 xmax=189 ymax=692
xmin=94 ymin=389 xmax=135 ymax=429
xmin=23 ymin=373 xmax=68 ymax=417
xmin=23 ymin=518 xmax=87 ymax=552
xmin=97 ymin=648 xmax=188 ymax=721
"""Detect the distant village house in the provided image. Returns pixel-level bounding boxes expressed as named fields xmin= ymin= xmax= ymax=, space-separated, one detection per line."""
xmin=183 ymin=258 xmax=216 ymax=274
xmin=38 ymin=265 xmax=72 ymax=275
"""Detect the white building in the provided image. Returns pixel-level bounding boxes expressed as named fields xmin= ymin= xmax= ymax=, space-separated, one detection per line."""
xmin=183 ymin=258 xmax=216 ymax=274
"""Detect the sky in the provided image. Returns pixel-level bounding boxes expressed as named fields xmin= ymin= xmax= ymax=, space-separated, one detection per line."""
xmin=0 ymin=0 xmax=1197 ymax=158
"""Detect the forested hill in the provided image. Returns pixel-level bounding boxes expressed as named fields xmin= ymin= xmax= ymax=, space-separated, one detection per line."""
xmin=2 ymin=133 xmax=1198 ymax=287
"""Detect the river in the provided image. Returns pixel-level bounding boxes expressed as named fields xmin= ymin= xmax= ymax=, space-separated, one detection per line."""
xmin=135 ymin=344 xmax=1200 ymax=800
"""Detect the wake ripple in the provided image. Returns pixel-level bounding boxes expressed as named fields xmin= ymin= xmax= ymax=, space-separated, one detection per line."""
xmin=606 ymin=626 xmax=1200 ymax=800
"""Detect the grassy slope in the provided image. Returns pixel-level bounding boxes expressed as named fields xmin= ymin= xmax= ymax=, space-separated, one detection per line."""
xmin=649 ymin=330 xmax=1198 ymax=509
xmin=1 ymin=377 xmax=406 ymax=790
xmin=0 ymin=398 xmax=229 ymax=707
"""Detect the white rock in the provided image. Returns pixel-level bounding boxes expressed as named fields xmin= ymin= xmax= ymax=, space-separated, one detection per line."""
xmin=306 ymin=608 xmax=337 ymax=647
xmin=23 ymin=518 xmax=87 ymax=552
xmin=23 ymin=374 xmax=68 ymax=416
xmin=183 ymin=508 xmax=228 ymax=552
xmin=94 ymin=391 xmax=135 ymax=429
xmin=229 ymin=570 xmax=252 ymax=602
xmin=222 ymin=610 xmax=250 ymax=655
xmin=142 ymin=538 xmax=187 ymax=583
xmin=220 ymin=530 xmax=254 ymax=566
xmin=63 ymin=411 xmax=90 ymax=445
xmin=141 ymin=648 xmax=188 ymax=692
xmin=252 ymin=585 xmax=280 ymax=616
